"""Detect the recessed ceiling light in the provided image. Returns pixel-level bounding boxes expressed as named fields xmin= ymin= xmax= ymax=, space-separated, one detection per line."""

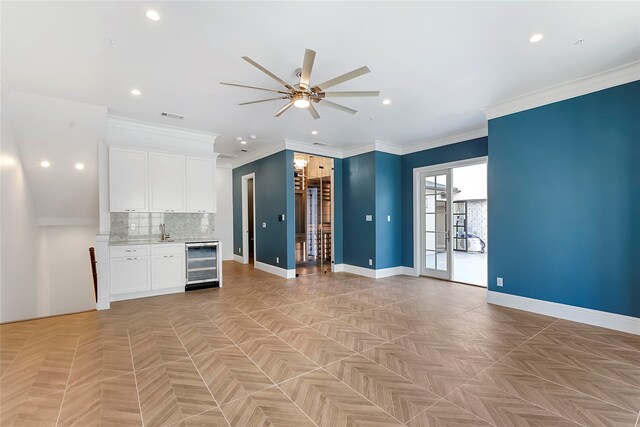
xmin=40 ymin=160 xmax=50 ymax=168
xmin=249 ymin=135 xmax=257 ymax=139
xmin=382 ymin=99 xmax=391 ymax=105
xmin=130 ymin=89 xmax=141 ymax=96
xmin=146 ymin=10 xmax=160 ymax=21
xmin=311 ymin=131 xmax=318 ymax=135
xmin=75 ymin=163 xmax=85 ymax=170
xmin=529 ymin=33 xmax=544 ymax=43
xmin=240 ymin=140 xmax=247 ymax=145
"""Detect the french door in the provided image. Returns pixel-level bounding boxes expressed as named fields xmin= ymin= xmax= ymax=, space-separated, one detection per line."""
xmin=420 ymin=169 xmax=452 ymax=279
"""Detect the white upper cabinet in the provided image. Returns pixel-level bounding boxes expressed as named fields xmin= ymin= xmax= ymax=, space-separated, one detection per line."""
xmin=109 ymin=147 xmax=148 ymax=212
xmin=149 ymin=152 xmax=186 ymax=213
xmin=186 ymin=156 xmax=216 ymax=213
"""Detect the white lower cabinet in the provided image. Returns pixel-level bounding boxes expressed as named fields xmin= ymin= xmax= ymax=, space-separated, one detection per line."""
xmin=151 ymin=244 xmax=185 ymax=290
xmin=110 ymin=243 xmax=185 ymax=300
xmin=110 ymin=256 xmax=151 ymax=295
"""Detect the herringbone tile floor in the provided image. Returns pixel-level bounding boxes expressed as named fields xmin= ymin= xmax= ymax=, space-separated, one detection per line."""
xmin=1 ymin=261 xmax=640 ymax=426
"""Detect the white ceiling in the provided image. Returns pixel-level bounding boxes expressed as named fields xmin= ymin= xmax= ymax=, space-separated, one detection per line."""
xmin=6 ymin=92 xmax=106 ymax=220
xmin=2 ymin=1 xmax=639 ymax=158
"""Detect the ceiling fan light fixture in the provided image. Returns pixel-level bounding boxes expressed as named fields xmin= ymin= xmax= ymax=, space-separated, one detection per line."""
xmin=293 ymin=94 xmax=311 ymax=109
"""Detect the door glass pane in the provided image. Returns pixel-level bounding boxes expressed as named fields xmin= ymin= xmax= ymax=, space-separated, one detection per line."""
xmin=425 ymin=195 xmax=435 ymax=213
xmin=425 ymin=179 xmax=436 ymax=195
xmin=437 ymin=249 xmax=447 ymax=270
xmin=425 ymin=232 xmax=435 ymax=250
xmin=425 ymin=250 xmax=436 ymax=269
xmin=436 ymin=201 xmax=446 ymax=233
xmin=425 ymin=214 xmax=435 ymax=232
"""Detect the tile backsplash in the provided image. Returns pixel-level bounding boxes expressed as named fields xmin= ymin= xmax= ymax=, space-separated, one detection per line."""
xmin=110 ymin=212 xmax=215 ymax=242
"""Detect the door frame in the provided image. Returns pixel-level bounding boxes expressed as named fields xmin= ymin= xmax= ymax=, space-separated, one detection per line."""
xmin=413 ymin=156 xmax=488 ymax=279
xmin=241 ymin=173 xmax=256 ymax=265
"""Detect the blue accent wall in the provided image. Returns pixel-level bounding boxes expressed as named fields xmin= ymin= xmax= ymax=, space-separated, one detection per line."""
xmin=232 ymin=150 xmax=290 ymax=269
xmin=375 ymin=152 xmax=402 ymax=269
xmin=343 ymin=152 xmax=376 ymax=268
xmin=489 ymin=80 xmax=640 ymax=317
xmin=400 ymin=138 xmax=489 ymax=267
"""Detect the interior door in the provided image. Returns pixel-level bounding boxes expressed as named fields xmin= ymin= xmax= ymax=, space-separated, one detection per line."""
xmin=420 ymin=169 xmax=452 ymax=279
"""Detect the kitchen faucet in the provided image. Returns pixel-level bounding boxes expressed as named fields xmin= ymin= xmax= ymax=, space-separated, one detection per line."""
xmin=160 ymin=223 xmax=171 ymax=241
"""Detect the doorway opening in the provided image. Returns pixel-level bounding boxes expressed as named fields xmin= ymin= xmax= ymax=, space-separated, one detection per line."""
xmin=415 ymin=157 xmax=487 ymax=287
xmin=452 ymin=163 xmax=487 ymax=287
xmin=241 ymin=173 xmax=256 ymax=266
xmin=293 ymin=153 xmax=333 ymax=276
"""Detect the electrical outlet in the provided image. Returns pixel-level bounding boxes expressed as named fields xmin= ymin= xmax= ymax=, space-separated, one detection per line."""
xmin=130 ymin=223 xmax=136 ymax=231
xmin=387 ymin=215 xmax=391 ymax=222
xmin=497 ymin=277 xmax=504 ymax=287
xmin=365 ymin=215 xmax=373 ymax=222
xmin=276 ymin=257 xmax=279 ymax=264
xmin=262 ymin=222 xmax=267 ymax=228
xmin=368 ymin=259 xmax=373 ymax=266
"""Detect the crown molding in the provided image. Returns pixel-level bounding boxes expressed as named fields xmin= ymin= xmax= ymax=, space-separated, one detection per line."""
xmin=484 ymin=61 xmax=640 ymax=120
xmin=215 ymin=161 xmax=233 ymax=169
xmin=401 ymin=126 xmax=488 ymax=155
xmin=107 ymin=115 xmax=219 ymax=156
xmin=375 ymin=140 xmax=403 ymax=156
xmin=284 ymin=139 xmax=343 ymax=159
xmin=230 ymin=140 xmax=287 ymax=168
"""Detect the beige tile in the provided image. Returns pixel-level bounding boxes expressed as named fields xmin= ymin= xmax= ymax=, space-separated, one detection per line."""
xmin=129 ymin=328 xmax=188 ymax=371
xmin=500 ymin=349 xmax=640 ymax=412
xmin=278 ymin=327 xmax=356 ymax=366
xmin=280 ymin=368 xmax=403 ymax=426
xmin=192 ymin=345 xmax=274 ymax=405
xmin=215 ymin=315 xmax=273 ymax=344
xmin=220 ymin=386 xmax=314 ymax=426
xmin=247 ymin=309 xmax=306 ymax=334
xmin=311 ymin=318 xmax=386 ymax=352
xmin=446 ymin=379 xmax=581 ymax=426
xmin=325 ymin=354 xmax=440 ymax=422
xmin=58 ymin=373 xmax=142 ymax=426
xmin=136 ymin=358 xmax=217 ymax=427
xmin=475 ymin=363 xmax=638 ymax=427
xmin=173 ymin=322 xmax=235 ymax=356
xmin=239 ymin=336 xmax=318 ymax=383
xmin=407 ymin=400 xmax=492 ymax=427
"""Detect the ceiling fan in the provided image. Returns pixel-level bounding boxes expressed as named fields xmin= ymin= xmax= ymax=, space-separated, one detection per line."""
xmin=220 ymin=48 xmax=380 ymax=120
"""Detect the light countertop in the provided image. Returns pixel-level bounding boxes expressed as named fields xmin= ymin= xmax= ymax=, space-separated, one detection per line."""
xmin=109 ymin=237 xmax=219 ymax=246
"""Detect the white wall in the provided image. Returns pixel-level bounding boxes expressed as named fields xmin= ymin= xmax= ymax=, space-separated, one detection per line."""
xmin=0 ymin=94 xmax=42 ymax=322
xmin=215 ymin=165 xmax=233 ymax=260
xmin=37 ymin=225 xmax=97 ymax=315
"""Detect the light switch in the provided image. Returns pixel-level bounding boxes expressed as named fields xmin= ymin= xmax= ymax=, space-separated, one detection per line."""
xmin=387 ymin=215 xmax=391 ymax=222
xmin=365 ymin=215 xmax=373 ymax=222
xmin=262 ymin=222 xmax=267 ymax=228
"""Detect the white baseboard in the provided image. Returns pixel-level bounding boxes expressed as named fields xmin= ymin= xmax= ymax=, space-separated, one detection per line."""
xmin=110 ymin=286 xmax=185 ymax=302
xmin=254 ymin=261 xmax=295 ymax=279
xmin=333 ymin=263 xmax=345 ymax=273
xmin=340 ymin=264 xmax=406 ymax=279
xmin=96 ymin=299 xmax=110 ymax=310
xmin=400 ymin=266 xmax=419 ymax=277
xmin=233 ymin=254 xmax=244 ymax=263
xmin=487 ymin=291 xmax=640 ymax=335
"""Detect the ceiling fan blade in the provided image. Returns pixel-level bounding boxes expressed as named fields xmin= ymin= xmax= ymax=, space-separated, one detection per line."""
xmin=308 ymin=103 xmax=320 ymax=120
xmin=220 ymin=82 xmax=289 ymax=94
xmin=239 ymin=97 xmax=288 ymax=106
xmin=242 ymin=56 xmax=294 ymax=90
xmin=275 ymin=100 xmax=294 ymax=117
xmin=299 ymin=49 xmax=316 ymax=90
xmin=320 ymin=99 xmax=358 ymax=115
xmin=323 ymin=91 xmax=380 ymax=98
xmin=312 ymin=66 xmax=370 ymax=92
